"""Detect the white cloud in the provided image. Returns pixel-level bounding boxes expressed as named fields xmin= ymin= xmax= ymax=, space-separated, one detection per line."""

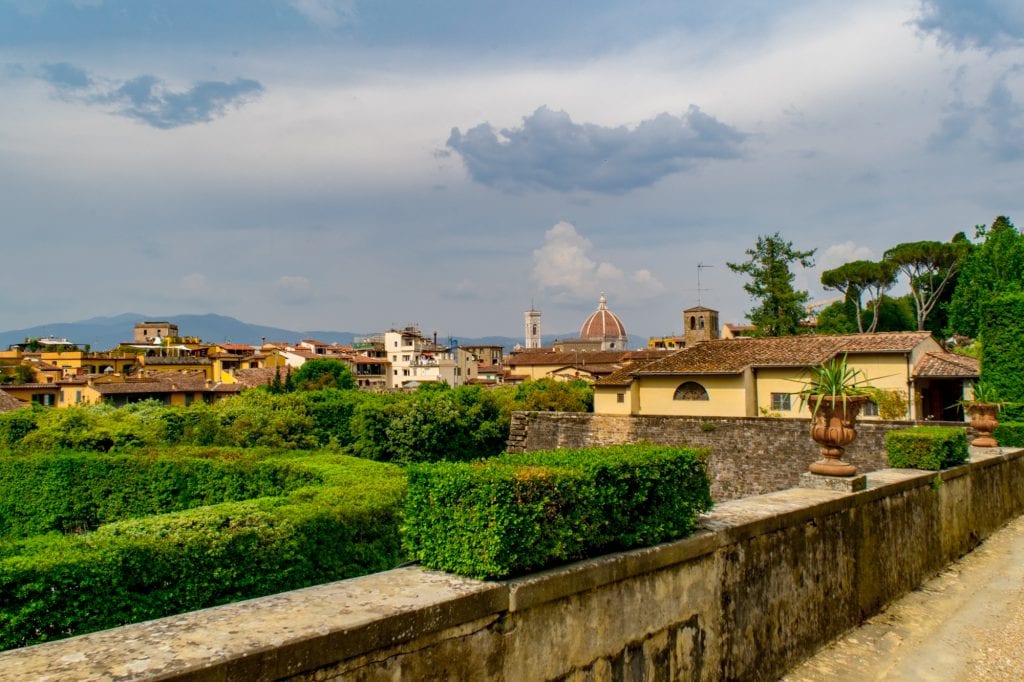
xmin=531 ymin=221 xmax=664 ymax=301
xmin=286 ymin=0 xmax=356 ymax=29
xmin=180 ymin=273 xmax=209 ymax=295
xmin=276 ymin=275 xmax=312 ymax=303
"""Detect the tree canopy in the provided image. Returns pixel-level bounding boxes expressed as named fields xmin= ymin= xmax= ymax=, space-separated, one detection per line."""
xmin=947 ymin=216 xmax=1024 ymax=338
xmin=820 ymin=260 xmax=896 ymax=333
xmin=727 ymin=232 xmax=816 ymax=337
xmin=882 ymin=238 xmax=964 ymax=332
xmin=290 ymin=359 xmax=356 ymax=391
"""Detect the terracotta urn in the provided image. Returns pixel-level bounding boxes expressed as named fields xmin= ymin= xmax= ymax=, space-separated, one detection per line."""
xmin=965 ymin=402 xmax=1000 ymax=447
xmin=807 ymin=395 xmax=868 ymax=477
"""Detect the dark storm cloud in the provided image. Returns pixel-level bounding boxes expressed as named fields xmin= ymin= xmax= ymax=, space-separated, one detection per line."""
xmin=915 ymin=0 xmax=1024 ymax=50
xmin=930 ymin=68 xmax=1024 ymax=161
xmin=102 ymin=76 xmax=264 ymax=129
xmin=39 ymin=62 xmax=92 ymax=90
xmin=446 ymin=105 xmax=746 ymax=194
xmin=36 ymin=63 xmax=263 ymax=129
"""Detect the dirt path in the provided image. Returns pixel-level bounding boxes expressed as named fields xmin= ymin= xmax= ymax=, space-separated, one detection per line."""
xmin=784 ymin=514 xmax=1024 ymax=681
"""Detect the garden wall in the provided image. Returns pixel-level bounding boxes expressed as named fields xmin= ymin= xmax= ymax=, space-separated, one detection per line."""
xmin=2 ymin=446 xmax=1021 ymax=681
xmin=507 ymin=412 xmax=975 ymax=500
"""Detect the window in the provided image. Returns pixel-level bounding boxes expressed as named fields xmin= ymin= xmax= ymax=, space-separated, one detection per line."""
xmin=862 ymin=401 xmax=879 ymax=417
xmin=616 ymin=392 xmax=625 ymax=403
xmin=770 ymin=393 xmax=791 ymax=411
xmin=673 ymin=382 xmax=709 ymax=400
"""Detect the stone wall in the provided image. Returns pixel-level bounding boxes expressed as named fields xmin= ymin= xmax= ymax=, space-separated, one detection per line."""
xmin=508 ymin=412 xmax=975 ymax=500
xmin=3 ymin=447 xmax=1022 ymax=681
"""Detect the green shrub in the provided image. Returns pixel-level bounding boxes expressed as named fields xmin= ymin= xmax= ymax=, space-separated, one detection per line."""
xmin=0 ymin=452 xmax=406 ymax=651
xmin=885 ymin=427 xmax=970 ymax=471
xmin=0 ymin=451 xmax=320 ymax=539
xmin=993 ymin=422 xmax=1024 ymax=447
xmin=999 ymin=403 xmax=1024 ymax=422
xmin=402 ymin=445 xmax=712 ymax=580
xmin=980 ymin=293 xmax=1024 ymax=402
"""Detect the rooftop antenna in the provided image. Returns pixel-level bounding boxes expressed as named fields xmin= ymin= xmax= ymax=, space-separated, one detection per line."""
xmin=696 ymin=262 xmax=713 ymax=307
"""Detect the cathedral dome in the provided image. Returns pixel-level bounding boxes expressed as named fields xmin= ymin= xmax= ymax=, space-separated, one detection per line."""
xmin=580 ymin=293 xmax=627 ymax=341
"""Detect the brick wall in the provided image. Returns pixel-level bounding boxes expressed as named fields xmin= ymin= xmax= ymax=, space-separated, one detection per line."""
xmin=508 ymin=412 xmax=975 ymax=500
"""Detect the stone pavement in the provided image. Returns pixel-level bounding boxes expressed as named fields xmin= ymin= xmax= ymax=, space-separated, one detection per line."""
xmin=784 ymin=513 xmax=1024 ymax=681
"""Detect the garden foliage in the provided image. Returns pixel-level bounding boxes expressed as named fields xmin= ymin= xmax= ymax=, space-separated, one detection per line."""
xmin=401 ymin=445 xmax=713 ymax=580
xmin=980 ymin=292 xmax=1024 ymax=403
xmin=0 ymin=379 xmax=593 ymax=463
xmin=884 ymin=427 xmax=969 ymax=471
xmin=0 ymin=450 xmax=406 ymax=651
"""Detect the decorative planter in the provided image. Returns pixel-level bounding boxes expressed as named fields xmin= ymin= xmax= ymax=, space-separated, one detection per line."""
xmin=807 ymin=395 xmax=867 ymax=477
xmin=965 ymin=402 xmax=1000 ymax=447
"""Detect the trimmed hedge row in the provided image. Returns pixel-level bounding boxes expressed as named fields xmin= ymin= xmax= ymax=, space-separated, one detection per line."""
xmin=0 ymin=450 xmax=319 ymax=539
xmin=0 ymin=451 xmax=406 ymax=651
xmin=993 ymin=422 xmax=1024 ymax=447
xmin=981 ymin=293 xmax=1024 ymax=403
xmin=885 ymin=427 xmax=969 ymax=471
xmin=402 ymin=445 xmax=713 ymax=580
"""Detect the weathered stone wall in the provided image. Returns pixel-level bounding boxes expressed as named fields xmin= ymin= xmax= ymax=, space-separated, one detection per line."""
xmin=3 ymin=447 xmax=1021 ymax=682
xmin=508 ymin=412 xmax=975 ymax=500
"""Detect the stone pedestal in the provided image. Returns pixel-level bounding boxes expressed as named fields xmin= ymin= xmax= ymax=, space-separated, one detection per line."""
xmin=799 ymin=472 xmax=867 ymax=493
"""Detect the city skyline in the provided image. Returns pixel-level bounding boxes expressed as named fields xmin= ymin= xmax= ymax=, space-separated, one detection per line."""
xmin=2 ymin=1 xmax=1022 ymax=336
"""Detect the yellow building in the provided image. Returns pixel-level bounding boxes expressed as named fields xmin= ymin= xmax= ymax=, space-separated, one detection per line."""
xmin=57 ymin=372 xmax=241 ymax=407
xmin=506 ymin=349 xmax=672 ymax=384
xmin=594 ymin=332 xmax=978 ymax=422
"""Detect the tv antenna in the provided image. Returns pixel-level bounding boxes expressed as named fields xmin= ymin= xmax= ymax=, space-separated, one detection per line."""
xmin=696 ymin=262 xmax=713 ymax=307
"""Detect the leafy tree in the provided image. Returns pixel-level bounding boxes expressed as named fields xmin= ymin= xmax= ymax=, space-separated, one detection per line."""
xmin=820 ymin=260 xmax=896 ymax=333
xmin=292 ymin=359 xmax=355 ymax=391
xmin=814 ymin=300 xmax=858 ymax=335
xmin=727 ymin=232 xmax=816 ymax=336
xmin=947 ymin=216 xmax=1024 ymax=338
xmin=883 ymin=238 xmax=965 ymax=332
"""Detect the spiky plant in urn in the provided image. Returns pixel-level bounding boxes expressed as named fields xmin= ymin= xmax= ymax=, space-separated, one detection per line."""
xmin=795 ymin=355 xmax=873 ymax=477
xmin=963 ymin=381 xmax=1001 ymax=447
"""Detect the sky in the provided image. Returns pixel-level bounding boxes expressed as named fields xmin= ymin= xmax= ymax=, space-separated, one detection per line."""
xmin=2 ymin=0 xmax=1024 ymax=340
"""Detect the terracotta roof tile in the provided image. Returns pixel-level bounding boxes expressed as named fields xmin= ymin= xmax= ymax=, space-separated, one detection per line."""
xmin=634 ymin=332 xmax=934 ymax=375
xmin=0 ymin=389 xmax=25 ymax=412
xmin=913 ymin=351 xmax=979 ymax=378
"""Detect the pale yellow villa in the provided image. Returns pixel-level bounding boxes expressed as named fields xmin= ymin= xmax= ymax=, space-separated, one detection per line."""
xmin=593 ymin=331 xmax=978 ymax=422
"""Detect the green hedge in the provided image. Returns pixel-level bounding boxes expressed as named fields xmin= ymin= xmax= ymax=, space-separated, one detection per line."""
xmin=994 ymin=422 xmax=1024 ymax=447
xmin=0 ymin=451 xmax=320 ymax=539
xmin=0 ymin=451 xmax=406 ymax=651
xmin=981 ymin=293 xmax=1024 ymax=402
xmin=998 ymin=403 xmax=1024 ymax=422
xmin=402 ymin=445 xmax=713 ymax=580
xmin=885 ymin=427 xmax=970 ymax=471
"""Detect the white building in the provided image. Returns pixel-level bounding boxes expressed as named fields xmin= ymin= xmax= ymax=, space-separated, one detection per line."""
xmin=383 ymin=326 xmax=478 ymax=388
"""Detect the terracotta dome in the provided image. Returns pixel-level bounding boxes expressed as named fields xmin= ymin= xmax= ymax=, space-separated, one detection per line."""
xmin=580 ymin=293 xmax=627 ymax=340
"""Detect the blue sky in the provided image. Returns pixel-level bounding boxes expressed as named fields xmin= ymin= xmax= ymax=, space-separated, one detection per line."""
xmin=2 ymin=0 xmax=1023 ymax=340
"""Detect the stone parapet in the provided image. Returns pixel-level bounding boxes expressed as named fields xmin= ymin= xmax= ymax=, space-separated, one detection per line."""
xmin=1 ymin=447 xmax=1020 ymax=681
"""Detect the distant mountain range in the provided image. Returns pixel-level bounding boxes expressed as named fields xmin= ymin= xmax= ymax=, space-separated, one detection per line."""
xmin=0 ymin=313 xmax=645 ymax=353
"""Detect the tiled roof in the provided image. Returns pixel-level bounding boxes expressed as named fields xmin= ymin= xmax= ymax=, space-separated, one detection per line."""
xmin=507 ymin=350 xmax=633 ymax=367
xmin=913 ymin=351 xmax=979 ymax=378
xmin=0 ymin=389 xmax=25 ymax=412
xmin=232 ymin=367 xmax=279 ymax=388
xmin=633 ymin=332 xmax=934 ymax=376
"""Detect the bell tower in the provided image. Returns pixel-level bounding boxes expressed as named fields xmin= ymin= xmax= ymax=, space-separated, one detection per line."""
xmin=683 ymin=306 xmax=719 ymax=346
xmin=524 ymin=307 xmax=542 ymax=349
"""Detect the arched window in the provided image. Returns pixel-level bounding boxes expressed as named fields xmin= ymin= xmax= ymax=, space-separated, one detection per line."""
xmin=699 ymin=317 xmax=705 ymax=330
xmin=690 ymin=316 xmax=696 ymax=330
xmin=673 ymin=381 xmax=709 ymax=401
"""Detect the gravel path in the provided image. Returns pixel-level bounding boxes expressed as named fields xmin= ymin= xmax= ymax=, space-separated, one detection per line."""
xmin=784 ymin=513 xmax=1024 ymax=681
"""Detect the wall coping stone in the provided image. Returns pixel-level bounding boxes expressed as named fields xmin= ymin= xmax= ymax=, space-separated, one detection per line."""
xmin=1 ymin=447 xmax=1020 ymax=681
xmin=0 ymin=567 xmax=507 ymax=682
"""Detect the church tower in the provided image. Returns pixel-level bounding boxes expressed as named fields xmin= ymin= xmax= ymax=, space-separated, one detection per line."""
xmin=524 ymin=307 xmax=542 ymax=349
xmin=683 ymin=306 xmax=719 ymax=347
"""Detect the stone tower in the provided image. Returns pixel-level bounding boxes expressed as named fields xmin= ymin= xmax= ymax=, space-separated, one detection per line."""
xmin=683 ymin=306 xmax=719 ymax=347
xmin=524 ymin=307 xmax=542 ymax=349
